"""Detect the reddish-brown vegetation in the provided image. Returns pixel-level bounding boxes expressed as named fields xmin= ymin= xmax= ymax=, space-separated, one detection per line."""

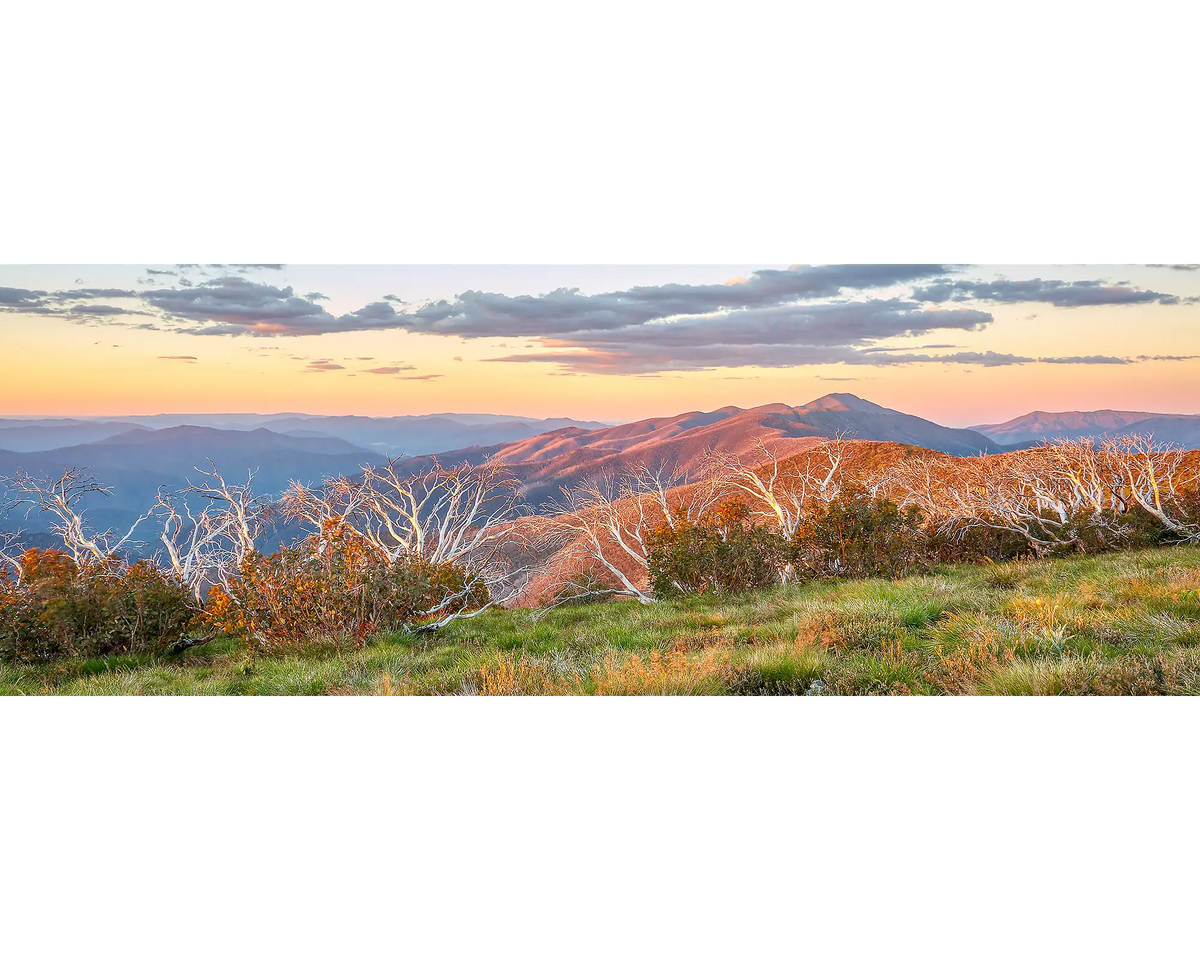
xmin=2 ymin=429 xmax=1198 ymax=662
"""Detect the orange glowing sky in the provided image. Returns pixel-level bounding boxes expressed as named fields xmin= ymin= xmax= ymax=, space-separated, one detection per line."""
xmin=1 ymin=264 xmax=1198 ymax=427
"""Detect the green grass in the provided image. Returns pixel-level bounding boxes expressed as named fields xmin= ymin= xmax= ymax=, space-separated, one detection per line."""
xmin=4 ymin=545 xmax=1200 ymax=695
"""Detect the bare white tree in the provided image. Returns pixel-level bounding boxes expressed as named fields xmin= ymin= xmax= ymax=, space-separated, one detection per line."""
xmin=633 ymin=460 xmax=723 ymax=533
xmin=888 ymin=435 xmax=1200 ymax=555
xmin=279 ymin=473 xmax=373 ymax=559
xmin=183 ymin=461 xmax=274 ymax=573
xmin=0 ymin=529 xmax=27 ymax=581
xmin=280 ymin=457 xmax=528 ymax=628
xmin=0 ymin=468 xmax=154 ymax=567
xmin=883 ymin=452 xmax=947 ymax=519
xmin=1108 ymin=435 xmax=1200 ymax=540
xmin=889 ymin=448 xmax=1092 ymax=554
xmin=536 ymin=460 xmax=723 ymax=606
xmin=706 ymin=436 xmax=852 ymax=581
xmin=358 ymin=457 xmax=522 ymax=569
xmin=538 ymin=473 xmax=658 ymax=605
xmin=709 ymin=436 xmax=850 ymax=542
xmin=153 ymin=464 xmax=274 ymax=601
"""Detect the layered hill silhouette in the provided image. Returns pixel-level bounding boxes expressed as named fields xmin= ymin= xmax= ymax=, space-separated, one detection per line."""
xmin=0 ymin=419 xmax=149 ymax=452
xmin=0 ymin=412 xmax=609 ymax=455
xmin=971 ymin=409 xmax=1200 ymax=447
xmin=4 ymin=394 xmax=1198 ymax=545
xmin=515 ymin=437 xmax=937 ymax=606
xmin=0 ymin=415 xmax=603 ymax=541
xmin=405 ymin=394 xmax=1000 ymax=505
xmin=0 ymin=426 xmax=389 ymax=541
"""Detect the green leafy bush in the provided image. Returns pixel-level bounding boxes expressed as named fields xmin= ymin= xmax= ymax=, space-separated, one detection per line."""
xmin=791 ymin=485 xmax=929 ymax=579
xmin=925 ymin=522 xmax=1030 ymax=564
xmin=647 ymin=502 xmax=787 ymax=597
xmin=0 ymin=549 xmax=196 ymax=663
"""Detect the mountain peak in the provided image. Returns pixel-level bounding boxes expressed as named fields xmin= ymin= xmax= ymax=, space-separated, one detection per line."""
xmin=799 ymin=393 xmax=895 ymax=415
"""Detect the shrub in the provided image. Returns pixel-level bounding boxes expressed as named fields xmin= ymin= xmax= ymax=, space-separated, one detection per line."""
xmin=100 ymin=561 xmax=200 ymax=652
xmin=791 ymin=485 xmax=929 ymax=580
xmin=930 ymin=504 xmax=1183 ymax=564
xmin=0 ymin=549 xmax=196 ymax=663
xmin=646 ymin=502 xmax=786 ymax=597
xmin=926 ymin=523 xmax=1033 ymax=564
xmin=204 ymin=525 xmax=488 ymax=652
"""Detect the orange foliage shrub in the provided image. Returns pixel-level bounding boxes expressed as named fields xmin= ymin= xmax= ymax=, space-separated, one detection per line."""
xmin=205 ymin=524 xmax=488 ymax=652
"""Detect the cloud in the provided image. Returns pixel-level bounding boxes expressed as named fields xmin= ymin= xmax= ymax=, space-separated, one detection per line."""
xmin=52 ymin=288 xmax=138 ymax=301
xmin=41 ymin=291 xmax=151 ymax=324
xmin=66 ymin=304 xmax=154 ymax=318
xmin=388 ymin=265 xmax=951 ymax=339
xmin=305 ymin=360 xmax=345 ymax=372
xmin=855 ymin=352 xmax=1132 ymax=367
xmin=397 ymin=374 xmax=442 ymax=380
xmin=1136 ymin=354 xmax=1200 ymax=361
xmin=157 ymin=355 xmax=197 ymax=361
xmin=1 ymin=266 xmax=1193 ymax=378
xmin=1147 ymin=264 xmax=1199 ymax=271
xmin=144 ymin=277 xmax=338 ymax=335
xmin=485 ymin=342 xmax=1145 ymax=374
xmin=175 ymin=259 xmax=288 ymax=270
xmin=847 ymin=341 xmax=962 ymax=354
xmin=476 ymin=300 xmax=996 ymax=373
xmin=1 ymin=285 xmax=143 ymax=318
xmin=555 ymin=300 xmax=991 ymax=348
xmin=146 ymin=269 xmax=176 ymax=277
xmin=913 ymin=278 xmax=1180 ymax=307
xmin=856 ymin=351 xmax=1035 ymax=367
xmin=0 ymin=286 xmax=49 ymax=308
xmin=1037 ymin=355 xmax=1132 ymax=365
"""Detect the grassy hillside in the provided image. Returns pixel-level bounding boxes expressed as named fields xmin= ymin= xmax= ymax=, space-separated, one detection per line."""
xmin=4 ymin=544 xmax=1200 ymax=695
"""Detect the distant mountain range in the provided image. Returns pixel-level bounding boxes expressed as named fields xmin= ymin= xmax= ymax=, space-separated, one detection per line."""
xmin=388 ymin=394 xmax=1002 ymax=505
xmin=0 ymin=413 xmax=603 ymax=542
xmin=0 ymin=412 xmax=609 ymax=455
xmin=3 ymin=395 xmax=1197 ymax=544
xmin=970 ymin=409 xmax=1200 ymax=447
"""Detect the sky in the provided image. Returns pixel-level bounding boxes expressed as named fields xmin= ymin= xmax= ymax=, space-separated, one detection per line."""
xmin=1 ymin=263 xmax=1198 ymax=427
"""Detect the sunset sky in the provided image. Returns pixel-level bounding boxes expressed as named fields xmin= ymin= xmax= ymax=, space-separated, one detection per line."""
xmin=2 ymin=263 xmax=1197 ymax=427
